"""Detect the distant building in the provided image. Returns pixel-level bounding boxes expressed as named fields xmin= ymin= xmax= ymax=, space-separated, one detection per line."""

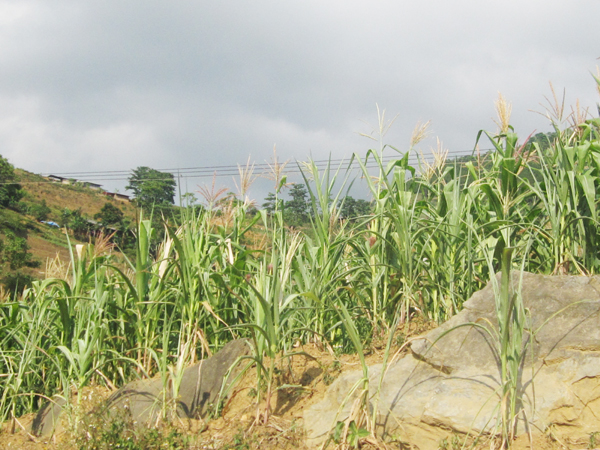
xmin=47 ymin=175 xmax=69 ymax=183
xmin=82 ymin=181 xmax=103 ymax=190
xmin=104 ymin=192 xmax=131 ymax=202
xmin=46 ymin=175 xmax=76 ymax=185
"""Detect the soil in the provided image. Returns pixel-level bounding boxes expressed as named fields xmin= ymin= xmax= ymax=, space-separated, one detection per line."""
xmin=0 ymin=319 xmax=581 ymax=450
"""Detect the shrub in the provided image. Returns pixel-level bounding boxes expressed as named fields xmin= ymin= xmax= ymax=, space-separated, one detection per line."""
xmin=29 ymin=200 xmax=51 ymax=222
xmin=1 ymin=272 xmax=35 ymax=296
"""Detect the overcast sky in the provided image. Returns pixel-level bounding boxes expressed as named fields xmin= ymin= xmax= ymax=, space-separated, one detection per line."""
xmin=1 ymin=1 xmax=599 ymax=202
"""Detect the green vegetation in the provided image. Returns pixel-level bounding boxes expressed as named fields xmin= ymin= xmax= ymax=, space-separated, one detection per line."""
xmin=61 ymin=207 xmax=92 ymax=238
xmin=126 ymin=166 xmax=176 ymax=211
xmin=1 ymin=79 xmax=600 ymax=448
xmin=0 ymin=231 xmax=33 ymax=270
xmin=76 ymin=407 xmax=189 ymax=450
xmin=94 ymin=202 xmax=125 ymax=227
xmin=28 ymin=200 xmax=51 ymax=222
xmin=0 ymin=155 xmax=24 ymax=209
xmin=283 ymin=182 xmax=310 ymax=226
xmin=0 ymin=157 xmax=38 ymax=294
xmin=0 ymin=162 xmax=141 ymax=295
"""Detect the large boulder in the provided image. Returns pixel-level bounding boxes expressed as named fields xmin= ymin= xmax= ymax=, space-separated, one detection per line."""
xmin=32 ymin=338 xmax=250 ymax=437
xmin=305 ymin=273 xmax=600 ymax=449
xmin=104 ymin=338 xmax=250 ymax=424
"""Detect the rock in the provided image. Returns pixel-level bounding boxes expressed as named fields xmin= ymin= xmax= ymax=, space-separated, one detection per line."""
xmin=105 ymin=338 xmax=250 ymax=424
xmin=30 ymin=396 xmax=66 ymax=437
xmin=304 ymin=272 xmax=600 ymax=449
xmin=31 ymin=338 xmax=250 ymax=437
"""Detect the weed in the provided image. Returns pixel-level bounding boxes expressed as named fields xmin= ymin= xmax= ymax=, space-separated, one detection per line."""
xmin=439 ymin=434 xmax=462 ymax=450
xmin=322 ymin=360 xmax=341 ymax=386
xmin=590 ymin=431 xmax=600 ymax=449
xmin=222 ymin=428 xmax=253 ymax=450
xmin=74 ymin=407 xmax=189 ymax=450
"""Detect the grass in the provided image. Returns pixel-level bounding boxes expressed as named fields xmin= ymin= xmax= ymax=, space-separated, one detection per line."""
xmin=1 ymin=77 xmax=600 ymax=448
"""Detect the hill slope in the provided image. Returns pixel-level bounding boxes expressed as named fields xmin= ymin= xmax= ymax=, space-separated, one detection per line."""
xmin=17 ymin=169 xmax=138 ymax=220
xmin=0 ymin=169 xmax=138 ymax=291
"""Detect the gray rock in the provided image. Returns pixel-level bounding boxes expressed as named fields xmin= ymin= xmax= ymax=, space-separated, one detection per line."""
xmin=31 ymin=338 xmax=250 ymax=437
xmin=105 ymin=338 xmax=250 ymax=424
xmin=30 ymin=396 xmax=66 ymax=437
xmin=304 ymin=273 xmax=600 ymax=449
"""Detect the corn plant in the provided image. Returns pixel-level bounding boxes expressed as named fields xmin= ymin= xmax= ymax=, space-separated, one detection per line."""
xmin=233 ymin=210 xmax=306 ymax=424
xmin=296 ymin=157 xmax=364 ymax=346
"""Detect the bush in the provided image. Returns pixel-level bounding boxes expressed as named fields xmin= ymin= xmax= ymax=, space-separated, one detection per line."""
xmin=1 ymin=272 xmax=35 ymax=296
xmin=62 ymin=207 xmax=92 ymax=238
xmin=0 ymin=155 xmax=24 ymax=208
xmin=29 ymin=200 xmax=51 ymax=222
xmin=0 ymin=231 xmax=33 ymax=270
xmin=94 ymin=202 xmax=124 ymax=227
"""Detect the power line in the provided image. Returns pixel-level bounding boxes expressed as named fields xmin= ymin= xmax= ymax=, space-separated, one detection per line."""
xmin=1 ymin=148 xmax=493 ymax=186
xmin=37 ymin=148 xmax=487 ymax=184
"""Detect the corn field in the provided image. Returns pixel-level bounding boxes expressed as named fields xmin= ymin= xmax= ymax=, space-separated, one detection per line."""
xmin=1 ymin=100 xmax=600 ymax=428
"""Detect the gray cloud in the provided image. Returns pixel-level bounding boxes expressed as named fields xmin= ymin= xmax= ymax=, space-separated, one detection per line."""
xmin=0 ymin=0 xmax=598 ymax=199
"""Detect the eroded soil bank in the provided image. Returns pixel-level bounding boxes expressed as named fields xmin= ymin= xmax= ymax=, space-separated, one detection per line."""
xmin=0 ymin=313 xmax=590 ymax=450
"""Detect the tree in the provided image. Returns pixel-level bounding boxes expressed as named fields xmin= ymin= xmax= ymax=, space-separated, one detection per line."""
xmin=181 ymin=192 xmax=198 ymax=207
xmin=126 ymin=166 xmax=176 ymax=210
xmin=525 ymin=131 xmax=558 ymax=152
xmin=95 ymin=202 xmax=124 ymax=227
xmin=284 ymin=183 xmax=310 ymax=226
xmin=262 ymin=192 xmax=283 ymax=214
xmin=71 ymin=213 xmax=91 ymax=238
xmin=61 ymin=208 xmax=91 ymax=238
xmin=0 ymin=232 xmax=36 ymax=295
xmin=339 ymin=196 xmax=372 ymax=221
xmin=0 ymin=155 xmax=23 ymax=208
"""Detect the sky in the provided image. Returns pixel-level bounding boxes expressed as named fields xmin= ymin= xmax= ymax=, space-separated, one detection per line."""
xmin=0 ymin=1 xmax=599 ymax=203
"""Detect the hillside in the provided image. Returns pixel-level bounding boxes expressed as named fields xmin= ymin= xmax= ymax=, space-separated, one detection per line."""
xmin=16 ymin=169 xmax=138 ymax=220
xmin=0 ymin=169 xmax=138 ymax=291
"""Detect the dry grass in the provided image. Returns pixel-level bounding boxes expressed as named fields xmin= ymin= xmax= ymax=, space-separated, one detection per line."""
xmin=6 ymin=169 xmax=137 ymax=282
xmin=16 ymin=169 xmax=137 ymax=221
